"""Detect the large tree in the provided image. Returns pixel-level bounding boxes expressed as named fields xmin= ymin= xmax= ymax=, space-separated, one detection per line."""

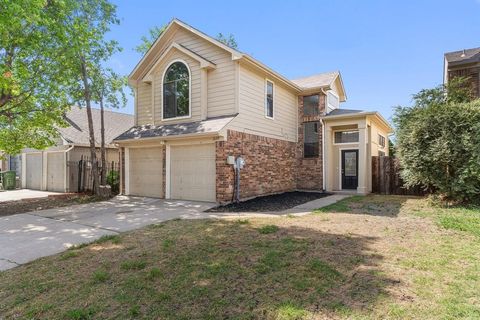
xmin=0 ymin=0 xmax=73 ymax=155
xmin=393 ymin=77 xmax=480 ymax=203
xmin=91 ymin=68 xmax=127 ymax=185
xmin=59 ymin=0 xmax=121 ymax=195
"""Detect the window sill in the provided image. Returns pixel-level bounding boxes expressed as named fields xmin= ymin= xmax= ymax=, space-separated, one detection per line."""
xmin=161 ymin=115 xmax=192 ymax=122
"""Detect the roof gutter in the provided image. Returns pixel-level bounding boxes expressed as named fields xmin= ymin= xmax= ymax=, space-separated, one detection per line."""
xmin=114 ymin=130 xmax=222 ymax=145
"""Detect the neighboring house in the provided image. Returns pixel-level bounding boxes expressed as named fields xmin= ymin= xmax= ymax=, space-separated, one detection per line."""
xmin=114 ymin=18 xmax=392 ymax=203
xmin=7 ymin=107 xmax=134 ymax=192
xmin=444 ymin=47 xmax=480 ymax=98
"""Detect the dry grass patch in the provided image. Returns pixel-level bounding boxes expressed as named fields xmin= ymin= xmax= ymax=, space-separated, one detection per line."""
xmin=0 ymin=195 xmax=479 ymax=319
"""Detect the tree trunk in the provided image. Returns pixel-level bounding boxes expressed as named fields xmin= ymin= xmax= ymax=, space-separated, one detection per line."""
xmin=100 ymin=97 xmax=106 ymax=185
xmin=80 ymin=56 xmax=99 ymax=195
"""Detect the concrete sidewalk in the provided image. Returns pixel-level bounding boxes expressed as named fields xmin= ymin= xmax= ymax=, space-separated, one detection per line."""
xmin=0 ymin=189 xmax=61 ymax=203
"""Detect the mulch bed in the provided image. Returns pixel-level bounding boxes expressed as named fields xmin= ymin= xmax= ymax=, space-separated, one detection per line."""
xmin=0 ymin=193 xmax=105 ymax=217
xmin=206 ymin=191 xmax=330 ymax=213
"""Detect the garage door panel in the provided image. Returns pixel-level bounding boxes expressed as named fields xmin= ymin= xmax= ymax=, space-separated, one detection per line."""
xmin=129 ymin=147 xmax=163 ymax=198
xmin=47 ymin=153 xmax=65 ymax=192
xmin=170 ymin=144 xmax=215 ymax=202
xmin=26 ymin=154 xmax=42 ymax=190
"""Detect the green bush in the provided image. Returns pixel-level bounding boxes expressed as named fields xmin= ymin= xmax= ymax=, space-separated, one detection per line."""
xmin=106 ymin=170 xmax=120 ymax=194
xmin=394 ymin=78 xmax=480 ymax=203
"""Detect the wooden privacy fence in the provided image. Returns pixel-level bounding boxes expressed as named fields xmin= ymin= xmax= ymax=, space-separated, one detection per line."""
xmin=67 ymin=156 xmax=119 ymax=193
xmin=372 ymin=156 xmax=426 ymax=196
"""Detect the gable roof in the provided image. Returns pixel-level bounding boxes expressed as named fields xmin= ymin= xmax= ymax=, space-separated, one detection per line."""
xmin=291 ymin=71 xmax=347 ymax=101
xmin=445 ymin=47 xmax=480 ymax=66
xmin=59 ymin=107 xmax=134 ymax=146
xmin=130 ymin=18 xmax=346 ymax=96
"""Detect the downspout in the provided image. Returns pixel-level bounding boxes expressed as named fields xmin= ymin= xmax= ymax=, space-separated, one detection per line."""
xmin=320 ymin=88 xmax=329 ymax=191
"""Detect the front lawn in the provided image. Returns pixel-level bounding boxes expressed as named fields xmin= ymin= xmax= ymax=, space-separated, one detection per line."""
xmin=0 ymin=196 xmax=479 ymax=319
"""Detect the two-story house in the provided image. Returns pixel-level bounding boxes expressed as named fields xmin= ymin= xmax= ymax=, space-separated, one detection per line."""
xmin=444 ymin=47 xmax=480 ymax=98
xmin=114 ymin=19 xmax=392 ymax=203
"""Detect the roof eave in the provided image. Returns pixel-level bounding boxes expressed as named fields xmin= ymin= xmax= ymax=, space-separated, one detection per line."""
xmin=114 ymin=130 xmax=221 ymax=144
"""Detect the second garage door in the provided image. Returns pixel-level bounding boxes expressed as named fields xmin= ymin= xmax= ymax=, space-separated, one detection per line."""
xmin=129 ymin=147 xmax=163 ymax=198
xmin=170 ymin=144 xmax=216 ymax=202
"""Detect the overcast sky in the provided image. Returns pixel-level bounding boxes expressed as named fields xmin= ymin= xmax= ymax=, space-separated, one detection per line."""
xmin=106 ymin=0 xmax=480 ymax=123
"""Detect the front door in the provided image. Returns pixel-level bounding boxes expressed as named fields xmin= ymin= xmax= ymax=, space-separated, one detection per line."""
xmin=341 ymin=150 xmax=358 ymax=190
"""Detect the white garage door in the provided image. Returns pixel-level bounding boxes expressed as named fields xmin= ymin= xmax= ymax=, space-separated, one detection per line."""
xmin=26 ymin=153 xmax=43 ymax=190
xmin=46 ymin=152 xmax=65 ymax=192
xmin=170 ymin=144 xmax=216 ymax=202
xmin=129 ymin=147 xmax=163 ymax=198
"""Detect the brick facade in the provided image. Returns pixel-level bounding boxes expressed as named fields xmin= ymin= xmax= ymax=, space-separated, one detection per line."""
xmin=216 ymin=130 xmax=297 ymax=203
xmin=296 ymin=94 xmax=325 ymax=190
xmin=448 ymin=65 xmax=480 ymax=98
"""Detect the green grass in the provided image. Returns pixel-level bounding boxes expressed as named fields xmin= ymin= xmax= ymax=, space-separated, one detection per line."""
xmin=0 ymin=196 xmax=479 ymax=319
xmin=258 ymin=224 xmax=279 ymax=234
xmin=314 ymin=195 xmax=364 ymax=213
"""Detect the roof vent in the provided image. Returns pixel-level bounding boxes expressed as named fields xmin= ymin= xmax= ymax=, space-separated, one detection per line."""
xmin=461 ymin=49 xmax=466 ymax=57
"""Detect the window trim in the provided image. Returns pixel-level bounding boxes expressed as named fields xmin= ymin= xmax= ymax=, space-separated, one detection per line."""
xmin=265 ymin=78 xmax=274 ymax=120
xmin=378 ymin=134 xmax=386 ymax=149
xmin=161 ymin=59 xmax=192 ymax=122
xmin=303 ymin=121 xmax=320 ymax=158
xmin=303 ymin=94 xmax=320 ymax=116
xmin=333 ymin=130 xmax=360 ymax=145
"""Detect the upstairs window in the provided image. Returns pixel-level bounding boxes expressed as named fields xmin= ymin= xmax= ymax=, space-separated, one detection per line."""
xmin=303 ymin=95 xmax=319 ymax=116
xmin=163 ymin=61 xmax=190 ymax=119
xmin=378 ymin=134 xmax=386 ymax=148
xmin=265 ymin=80 xmax=274 ymax=118
xmin=334 ymin=130 xmax=359 ymax=144
xmin=304 ymin=122 xmax=320 ymax=158
xmin=327 ymin=91 xmax=339 ymax=113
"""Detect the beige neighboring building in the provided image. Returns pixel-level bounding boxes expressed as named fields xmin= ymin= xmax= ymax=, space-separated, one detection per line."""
xmin=4 ymin=107 xmax=133 ymax=192
xmin=114 ymin=18 xmax=392 ymax=203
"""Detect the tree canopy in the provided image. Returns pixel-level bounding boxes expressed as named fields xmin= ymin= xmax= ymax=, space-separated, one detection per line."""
xmin=393 ymin=77 xmax=480 ymax=203
xmin=0 ymin=0 xmax=73 ymax=154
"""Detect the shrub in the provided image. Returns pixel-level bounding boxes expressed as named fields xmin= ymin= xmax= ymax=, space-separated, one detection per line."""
xmin=394 ymin=78 xmax=480 ymax=203
xmin=106 ymin=170 xmax=120 ymax=194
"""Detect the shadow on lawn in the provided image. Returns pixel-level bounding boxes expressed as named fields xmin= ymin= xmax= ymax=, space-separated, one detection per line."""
xmin=0 ymin=218 xmax=402 ymax=319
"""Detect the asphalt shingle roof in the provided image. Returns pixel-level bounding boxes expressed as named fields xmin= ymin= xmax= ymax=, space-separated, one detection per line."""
xmin=59 ymin=107 xmax=134 ymax=146
xmin=114 ymin=115 xmax=236 ymax=141
xmin=325 ymin=108 xmax=365 ymax=117
xmin=290 ymin=71 xmax=339 ymax=89
xmin=445 ymin=47 xmax=480 ymax=65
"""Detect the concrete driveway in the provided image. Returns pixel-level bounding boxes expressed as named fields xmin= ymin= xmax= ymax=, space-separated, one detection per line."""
xmin=0 ymin=196 xmax=215 ymax=271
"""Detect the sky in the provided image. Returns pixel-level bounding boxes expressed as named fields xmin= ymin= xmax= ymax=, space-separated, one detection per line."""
xmin=106 ymin=0 xmax=480 ymax=123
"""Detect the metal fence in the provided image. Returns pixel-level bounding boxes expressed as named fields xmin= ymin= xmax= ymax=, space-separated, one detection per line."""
xmin=67 ymin=156 xmax=119 ymax=193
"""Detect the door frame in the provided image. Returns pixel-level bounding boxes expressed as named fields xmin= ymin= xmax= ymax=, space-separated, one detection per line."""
xmin=338 ymin=147 xmax=359 ymax=190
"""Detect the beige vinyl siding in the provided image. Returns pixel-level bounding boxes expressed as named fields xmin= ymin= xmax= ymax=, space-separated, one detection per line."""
xmin=164 ymin=28 xmax=236 ymax=118
xmin=152 ymin=50 xmax=201 ymax=124
xmin=137 ymin=82 xmax=153 ymax=125
xmin=135 ymin=27 xmax=236 ymax=125
xmin=228 ymin=63 xmax=297 ymax=142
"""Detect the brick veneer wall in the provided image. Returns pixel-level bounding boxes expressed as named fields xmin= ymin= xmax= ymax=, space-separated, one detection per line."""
xmin=296 ymin=94 xmax=325 ymax=190
xmin=448 ymin=66 xmax=480 ymax=98
xmin=216 ymin=130 xmax=297 ymax=203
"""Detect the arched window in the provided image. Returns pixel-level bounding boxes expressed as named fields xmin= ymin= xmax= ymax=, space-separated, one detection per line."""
xmin=163 ymin=61 xmax=190 ymax=119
